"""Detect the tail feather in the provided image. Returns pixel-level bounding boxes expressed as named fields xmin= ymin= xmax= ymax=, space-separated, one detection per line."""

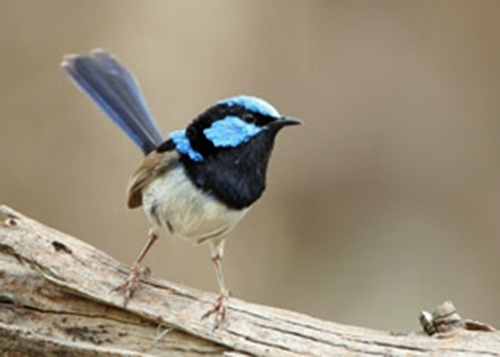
xmin=62 ymin=50 xmax=164 ymax=154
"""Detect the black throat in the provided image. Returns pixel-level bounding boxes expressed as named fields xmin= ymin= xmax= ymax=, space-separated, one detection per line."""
xmin=180 ymin=129 xmax=279 ymax=210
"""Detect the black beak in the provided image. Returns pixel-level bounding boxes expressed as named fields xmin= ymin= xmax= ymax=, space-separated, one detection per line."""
xmin=272 ymin=116 xmax=303 ymax=127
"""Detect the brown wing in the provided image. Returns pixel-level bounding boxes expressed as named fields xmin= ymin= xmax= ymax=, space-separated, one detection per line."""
xmin=127 ymin=150 xmax=180 ymax=208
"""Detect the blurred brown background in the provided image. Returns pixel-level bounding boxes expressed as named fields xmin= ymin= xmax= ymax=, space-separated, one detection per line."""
xmin=0 ymin=0 xmax=498 ymax=331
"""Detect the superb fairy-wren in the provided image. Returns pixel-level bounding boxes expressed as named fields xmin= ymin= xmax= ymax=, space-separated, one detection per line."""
xmin=62 ymin=49 xmax=301 ymax=324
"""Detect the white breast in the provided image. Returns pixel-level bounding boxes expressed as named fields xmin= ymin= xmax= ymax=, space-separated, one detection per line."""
xmin=142 ymin=165 xmax=249 ymax=243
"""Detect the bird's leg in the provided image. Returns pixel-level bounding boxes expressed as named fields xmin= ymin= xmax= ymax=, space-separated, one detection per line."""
xmin=202 ymin=253 xmax=230 ymax=326
xmin=113 ymin=228 xmax=158 ymax=300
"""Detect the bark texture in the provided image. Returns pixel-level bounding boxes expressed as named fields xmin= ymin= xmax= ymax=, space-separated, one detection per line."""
xmin=0 ymin=205 xmax=498 ymax=356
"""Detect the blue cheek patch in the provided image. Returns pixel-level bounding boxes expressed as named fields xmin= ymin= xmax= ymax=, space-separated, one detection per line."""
xmin=169 ymin=130 xmax=204 ymax=162
xmin=203 ymin=116 xmax=264 ymax=147
xmin=170 ymin=116 xmax=264 ymax=160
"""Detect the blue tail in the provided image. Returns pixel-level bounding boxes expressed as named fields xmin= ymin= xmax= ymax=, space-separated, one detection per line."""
xmin=62 ymin=50 xmax=164 ymax=154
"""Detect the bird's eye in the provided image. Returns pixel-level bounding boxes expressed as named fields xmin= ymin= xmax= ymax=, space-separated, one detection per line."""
xmin=242 ymin=112 xmax=256 ymax=124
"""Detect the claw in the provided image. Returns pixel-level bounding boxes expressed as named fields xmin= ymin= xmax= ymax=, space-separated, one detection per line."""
xmin=113 ymin=263 xmax=150 ymax=301
xmin=202 ymin=289 xmax=229 ymax=327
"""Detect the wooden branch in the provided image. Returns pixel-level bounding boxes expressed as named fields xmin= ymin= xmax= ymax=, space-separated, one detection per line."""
xmin=0 ymin=205 xmax=498 ymax=356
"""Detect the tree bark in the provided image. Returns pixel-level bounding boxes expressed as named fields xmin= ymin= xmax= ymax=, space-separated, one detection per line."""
xmin=0 ymin=205 xmax=498 ymax=356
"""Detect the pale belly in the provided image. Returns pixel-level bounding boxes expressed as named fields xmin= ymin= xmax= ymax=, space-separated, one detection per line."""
xmin=142 ymin=165 xmax=249 ymax=242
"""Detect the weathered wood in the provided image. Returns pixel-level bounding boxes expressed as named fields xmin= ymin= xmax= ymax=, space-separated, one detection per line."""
xmin=0 ymin=205 xmax=498 ymax=356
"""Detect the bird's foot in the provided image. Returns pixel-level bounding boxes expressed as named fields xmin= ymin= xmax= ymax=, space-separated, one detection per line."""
xmin=113 ymin=263 xmax=150 ymax=302
xmin=202 ymin=289 xmax=230 ymax=327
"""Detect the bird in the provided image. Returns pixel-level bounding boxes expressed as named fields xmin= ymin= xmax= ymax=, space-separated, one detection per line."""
xmin=61 ymin=49 xmax=301 ymax=325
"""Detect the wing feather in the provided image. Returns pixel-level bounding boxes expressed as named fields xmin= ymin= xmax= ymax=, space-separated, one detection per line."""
xmin=127 ymin=150 xmax=180 ymax=208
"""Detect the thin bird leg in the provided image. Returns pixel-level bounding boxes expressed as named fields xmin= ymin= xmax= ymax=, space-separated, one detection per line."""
xmin=202 ymin=254 xmax=230 ymax=326
xmin=113 ymin=228 xmax=158 ymax=300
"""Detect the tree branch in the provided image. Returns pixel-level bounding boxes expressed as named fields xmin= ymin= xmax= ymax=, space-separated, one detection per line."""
xmin=0 ymin=205 xmax=498 ymax=356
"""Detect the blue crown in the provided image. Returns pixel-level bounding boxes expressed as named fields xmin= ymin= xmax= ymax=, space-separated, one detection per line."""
xmin=218 ymin=95 xmax=281 ymax=118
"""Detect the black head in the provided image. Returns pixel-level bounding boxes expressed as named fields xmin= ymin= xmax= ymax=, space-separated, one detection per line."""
xmin=168 ymin=95 xmax=301 ymax=209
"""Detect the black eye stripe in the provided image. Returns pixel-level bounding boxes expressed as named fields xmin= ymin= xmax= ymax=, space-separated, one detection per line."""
xmin=191 ymin=103 xmax=275 ymax=129
xmin=228 ymin=106 xmax=274 ymax=126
